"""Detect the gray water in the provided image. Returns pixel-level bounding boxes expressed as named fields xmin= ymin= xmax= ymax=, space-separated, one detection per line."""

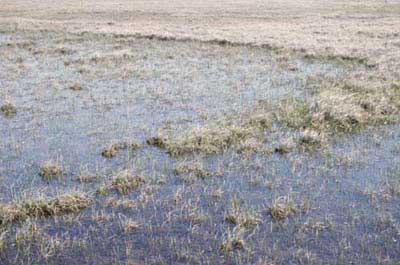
xmin=0 ymin=29 xmax=398 ymax=264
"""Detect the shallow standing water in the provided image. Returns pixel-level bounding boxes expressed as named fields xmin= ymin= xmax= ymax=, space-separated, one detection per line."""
xmin=0 ymin=29 xmax=399 ymax=264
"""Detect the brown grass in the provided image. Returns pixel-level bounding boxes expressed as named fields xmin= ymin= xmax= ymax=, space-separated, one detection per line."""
xmin=0 ymin=193 xmax=91 ymax=226
xmin=148 ymin=113 xmax=272 ymax=156
xmin=69 ymin=83 xmax=82 ymax=91
xmin=174 ymin=162 xmax=210 ymax=180
xmin=100 ymin=171 xmax=146 ymax=195
xmin=39 ymin=162 xmax=63 ymax=181
xmin=101 ymin=140 xmax=140 ymax=158
xmin=122 ymin=219 xmax=140 ymax=234
xmin=0 ymin=102 xmax=17 ymax=118
xmin=269 ymin=196 xmax=298 ymax=221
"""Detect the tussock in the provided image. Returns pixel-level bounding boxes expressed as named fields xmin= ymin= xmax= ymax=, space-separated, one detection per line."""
xmin=100 ymin=171 xmax=146 ymax=195
xmin=0 ymin=193 xmax=91 ymax=226
xmin=69 ymin=83 xmax=82 ymax=91
xmin=0 ymin=102 xmax=17 ymax=118
xmin=101 ymin=140 xmax=140 ymax=158
xmin=174 ymin=162 xmax=210 ymax=180
xmin=39 ymin=162 xmax=63 ymax=181
xmin=149 ymin=113 xmax=273 ymax=156
xmin=269 ymin=196 xmax=298 ymax=221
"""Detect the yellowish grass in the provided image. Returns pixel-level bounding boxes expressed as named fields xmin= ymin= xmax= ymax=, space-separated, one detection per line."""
xmin=0 ymin=193 xmax=91 ymax=226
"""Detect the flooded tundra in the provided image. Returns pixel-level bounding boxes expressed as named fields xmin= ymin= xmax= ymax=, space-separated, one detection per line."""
xmin=1 ymin=1 xmax=400 ymax=264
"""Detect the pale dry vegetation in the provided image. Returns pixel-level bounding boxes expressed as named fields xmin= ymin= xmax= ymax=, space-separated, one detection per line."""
xmin=0 ymin=193 xmax=91 ymax=226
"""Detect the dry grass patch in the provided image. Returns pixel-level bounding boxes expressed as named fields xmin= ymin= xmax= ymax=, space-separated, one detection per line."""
xmin=169 ymin=124 xmax=253 ymax=156
xmin=0 ymin=193 xmax=91 ymax=226
xmin=273 ymin=137 xmax=296 ymax=154
xmin=148 ymin=113 xmax=273 ymax=156
xmin=187 ymin=208 xmax=208 ymax=225
xmin=220 ymin=228 xmax=246 ymax=252
xmin=0 ymin=102 xmax=17 ymax=118
xmin=309 ymin=81 xmax=400 ymax=133
xmin=298 ymin=129 xmax=326 ymax=151
xmin=100 ymin=171 xmax=146 ymax=195
xmin=101 ymin=140 xmax=140 ymax=158
xmin=69 ymin=83 xmax=82 ymax=91
xmin=275 ymin=98 xmax=312 ymax=130
xmin=275 ymin=79 xmax=400 ymax=135
xmin=39 ymin=162 xmax=63 ymax=181
xmin=122 ymin=219 xmax=140 ymax=234
xmin=224 ymin=199 xmax=261 ymax=228
xmin=111 ymin=174 xmax=145 ymax=195
xmin=224 ymin=210 xmax=261 ymax=229
xmin=269 ymin=196 xmax=298 ymax=221
xmin=76 ymin=166 xmax=99 ymax=183
xmin=76 ymin=174 xmax=99 ymax=183
xmin=174 ymin=162 xmax=210 ymax=180
xmin=148 ymin=78 xmax=400 ymax=157
xmin=146 ymin=136 xmax=169 ymax=149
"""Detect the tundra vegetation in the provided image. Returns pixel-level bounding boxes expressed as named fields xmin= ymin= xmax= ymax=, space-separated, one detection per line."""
xmin=0 ymin=0 xmax=400 ymax=264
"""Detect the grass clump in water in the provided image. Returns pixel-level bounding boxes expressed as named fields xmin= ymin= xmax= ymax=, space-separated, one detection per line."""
xmin=269 ymin=196 xmax=298 ymax=221
xmin=275 ymin=98 xmax=312 ymax=129
xmin=220 ymin=228 xmax=246 ymax=252
xmin=39 ymin=162 xmax=63 ymax=181
xmin=147 ymin=136 xmax=169 ymax=149
xmin=121 ymin=219 xmax=140 ymax=234
xmin=101 ymin=140 xmax=140 ymax=158
xmin=275 ymin=79 xmax=400 ymax=135
xmin=77 ymin=174 xmax=99 ymax=183
xmin=69 ymin=83 xmax=82 ymax=91
xmin=0 ymin=193 xmax=91 ymax=226
xmin=174 ymin=162 xmax=210 ymax=180
xmin=100 ymin=171 xmax=146 ymax=195
xmin=148 ymin=113 xmax=273 ymax=156
xmin=224 ymin=199 xmax=261 ymax=228
xmin=0 ymin=102 xmax=17 ymax=118
xmin=148 ymin=79 xmax=400 ymax=157
xmin=308 ymin=81 xmax=400 ymax=133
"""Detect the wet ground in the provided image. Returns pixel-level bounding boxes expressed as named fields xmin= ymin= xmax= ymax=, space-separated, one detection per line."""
xmin=0 ymin=29 xmax=399 ymax=264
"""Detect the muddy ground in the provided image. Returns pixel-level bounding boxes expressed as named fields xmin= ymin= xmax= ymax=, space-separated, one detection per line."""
xmin=0 ymin=1 xmax=400 ymax=264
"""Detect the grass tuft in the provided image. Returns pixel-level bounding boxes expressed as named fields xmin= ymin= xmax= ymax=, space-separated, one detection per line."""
xmin=149 ymin=114 xmax=272 ymax=156
xmin=220 ymin=228 xmax=246 ymax=252
xmin=69 ymin=83 xmax=82 ymax=91
xmin=122 ymin=219 xmax=140 ymax=234
xmin=0 ymin=102 xmax=17 ymax=118
xmin=39 ymin=162 xmax=63 ymax=181
xmin=146 ymin=136 xmax=169 ymax=149
xmin=224 ymin=200 xmax=261 ymax=228
xmin=269 ymin=196 xmax=298 ymax=221
xmin=99 ymin=171 xmax=146 ymax=195
xmin=0 ymin=193 xmax=91 ymax=226
xmin=101 ymin=140 xmax=140 ymax=158
xmin=174 ymin=162 xmax=210 ymax=180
